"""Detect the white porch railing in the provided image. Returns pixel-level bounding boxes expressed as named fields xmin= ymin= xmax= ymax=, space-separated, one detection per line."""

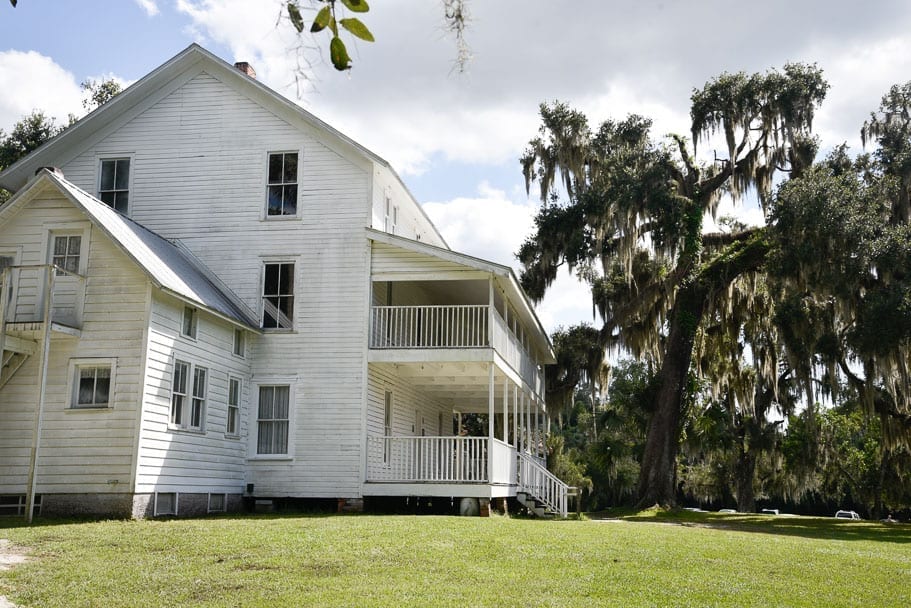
xmin=490 ymin=438 xmax=517 ymax=485
xmin=370 ymin=304 xmax=545 ymax=392
xmin=518 ymin=451 xmax=570 ymax=518
xmin=367 ymin=436 xmax=489 ymax=482
xmin=371 ymin=305 xmax=489 ymax=349
xmin=1 ymin=264 xmax=84 ymax=327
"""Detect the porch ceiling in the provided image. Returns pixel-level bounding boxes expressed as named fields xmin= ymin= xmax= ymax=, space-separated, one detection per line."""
xmin=375 ymin=361 xmax=520 ymax=414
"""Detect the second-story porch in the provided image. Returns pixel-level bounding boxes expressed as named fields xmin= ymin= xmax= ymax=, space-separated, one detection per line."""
xmin=364 ymin=230 xmax=567 ymax=515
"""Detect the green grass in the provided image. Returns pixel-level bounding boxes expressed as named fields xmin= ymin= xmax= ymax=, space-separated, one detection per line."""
xmin=1 ymin=511 xmax=909 ymax=607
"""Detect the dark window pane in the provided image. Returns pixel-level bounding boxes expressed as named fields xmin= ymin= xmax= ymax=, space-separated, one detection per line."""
xmin=78 ymin=372 xmax=95 ymax=405
xmin=279 ymin=263 xmax=293 ymax=295
xmin=54 ymin=237 xmax=67 ymax=256
xmin=264 ymin=264 xmax=279 ymax=295
xmin=283 ymin=153 xmax=298 ymax=182
xmin=68 ymin=236 xmax=81 ymax=255
xmin=100 ymin=161 xmax=115 ymax=191
xmin=267 ymin=185 xmax=284 ymax=215
xmin=114 ymin=191 xmax=129 ymax=213
xmin=114 ymin=159 xmax=130 ymax=190
xmin=283 ymin=185 xmax=297 ymax=215
xmin=268 ymin=154 xmax=283 ymax=183
xmin=95 ymin=373 xmax=110 ymax=404
xmin=100 ymin=191 xmax=115 ymax=206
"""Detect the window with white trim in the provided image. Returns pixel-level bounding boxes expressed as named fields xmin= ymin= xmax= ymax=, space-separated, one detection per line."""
xmin=227 ymin=376 xmax=241 ymax=437
xmin=51 ymin=234 xmax=81 ymax=275
xmin=71 ymin=361 xmax=113 ymax=409
xmin=266 ymin=152 xmax=298 ymax=217
xmin=262 ymin=262 xmax=294 ymax=329
xmin=233 ymin=328 xmax=245 ymax=357
xmin=170 ymin=360 xmax=207 ymax=431
xmin=181 ymin=306 xmax=197 ymax=339
xmin=99 ymin=158 xmax=130 ymax=214
xmin=256 ymin=385 xmax=290 ymax=455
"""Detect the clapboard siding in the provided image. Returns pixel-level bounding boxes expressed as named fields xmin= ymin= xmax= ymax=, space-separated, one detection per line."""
xmin=371 ymin=242 xmax=480 ymax=276
xmin=0 ymin=195 xmax=147 ymax=495
xmin=367 ymin=365 xmax=453 ymax=439
xmin=371 ymin=165 xmax=446 ymax=247
xmin=56 ymin=70 xmax=374 ymax=498
xmin=134 ymin=297 xmax=251 ymax=494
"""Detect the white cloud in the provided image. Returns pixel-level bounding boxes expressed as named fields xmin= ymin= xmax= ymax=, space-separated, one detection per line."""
xmin=423 ymin=181 xmax=534 ymax=268
xmin=134 ymin=0 xmax=160 ymax=17
xmin=0 ymin=51 xmax=83 ymax=132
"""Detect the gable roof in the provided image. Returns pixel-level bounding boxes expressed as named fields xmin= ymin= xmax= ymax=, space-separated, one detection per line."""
xmin=0 ymin=169 xmax=259 ymax=329
xmin=367 ymin=228 xmax=556 ymax=363
xmin=0 ymin=43 xmax=447 ymax=247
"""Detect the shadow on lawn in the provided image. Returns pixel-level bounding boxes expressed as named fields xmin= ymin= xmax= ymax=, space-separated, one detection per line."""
xmin=609 ymin=510 xmax=911 ymax=545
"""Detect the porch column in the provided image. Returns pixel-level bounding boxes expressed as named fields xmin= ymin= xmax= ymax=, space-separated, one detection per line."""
xmin=525 ymin=391 xmax=532 ymax=455
xmin=512 ymin=384 xmax=518 ymax=448
xmin=518 ymin=390 xmax=524 ymax=452
xmin=488 ymin=363 xmax=494 ymax=482
xmin=502 ymin=377 xmax=508 ymax=443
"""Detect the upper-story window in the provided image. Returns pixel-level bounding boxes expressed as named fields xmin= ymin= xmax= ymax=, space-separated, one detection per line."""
xmin=262 ymin=262 xmax=294 ymax=329
xmin=52 ymin=235 xmax=81 ymax=275
xmin=383 ymin=196 xmax=398 ymax=234
xmin=181 ymin=306 xmax=198 ymax=339
xmin=99 ymin=158 xmax=130 ymax=214
xmin=266 ymin=152 xmax=298 ymax=217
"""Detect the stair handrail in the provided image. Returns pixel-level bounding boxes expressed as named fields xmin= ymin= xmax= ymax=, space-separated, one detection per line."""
xmin=517 ymin=451 xmax=570 ymax=518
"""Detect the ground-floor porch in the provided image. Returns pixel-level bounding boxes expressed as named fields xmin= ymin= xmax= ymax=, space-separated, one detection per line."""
xmin=365 ymin=358 xmax=570 ymax=516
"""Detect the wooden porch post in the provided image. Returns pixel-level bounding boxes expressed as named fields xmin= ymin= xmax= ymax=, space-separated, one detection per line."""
xmin=487 ymin=363 xmax=494 ymax=482
xmin=518 ymin=390 xmax=525 ymax=453
xmin=26 ymin=266 xmax=54 ymax=524
xmin=502 ymin=377 xmax=508 ymax=443
xmin=512 ymin=383 xmax=518 ymax=448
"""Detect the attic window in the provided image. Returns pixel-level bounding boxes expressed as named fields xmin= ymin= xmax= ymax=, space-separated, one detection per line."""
xmin=99 ymin=158 xmax=130 ymax=214
xmin=266 ymin=152 xmax=298 ymax=217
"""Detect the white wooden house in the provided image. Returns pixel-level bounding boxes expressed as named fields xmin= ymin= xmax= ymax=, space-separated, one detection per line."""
xmin=0 ymin=44 xmax=566 ymax=519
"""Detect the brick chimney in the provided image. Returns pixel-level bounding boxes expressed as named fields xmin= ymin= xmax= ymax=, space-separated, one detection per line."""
xmin=234 ymin=61 xmax=256 ymax=79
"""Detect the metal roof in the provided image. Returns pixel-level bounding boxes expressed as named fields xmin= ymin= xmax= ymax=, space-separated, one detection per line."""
xmin=5 ymin=170 xmax=259 ymax=329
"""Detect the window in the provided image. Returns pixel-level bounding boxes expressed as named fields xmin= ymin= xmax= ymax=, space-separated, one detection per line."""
xmin=154 ymin=492 xmax=177 ymax=516
xmin=383 ymin=391 xmax=393 ymax=437
xmin=171 ymin=361 xmax=207 ymax=430
xmin=208 ymin=493 xmax=226 ymax=513
xmin=181 ymin=306 xmax=197 ymax=339
xmin=71 ymin=362 xmax=112 ymax=408
xmin=170 ymin=360 xmax=189 ymax=426
xmin=262 ymin=262 xmax=294 ymax=329
xmin=266 ymin=152 xmax=298 ymax=216
xmin=384 ymin=196 xmax=391 ymax=231
xmin=99 ymin=158 xmax=130 ymax=213
xmin=392 ymin=205 xmax=398 ymax=235
xmin=190 ymin=367 xmax=207 ymax=429
xmin=233 ymin=328 xmax=245 ymax=357
xmin=0 ymin=255 xmax=15 ymax=306
xmin=257 ymin=385 xmax=290 ymax=455
xmin=52 ymin=235 xmax=81 ymax=275
xmin=227 ymin=376 xmax=241 ymax=436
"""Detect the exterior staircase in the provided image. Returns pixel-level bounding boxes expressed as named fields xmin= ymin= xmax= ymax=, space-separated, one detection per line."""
xmin=0 ymin=335 xmax=36 ymax=389
xmin=516 ymin=451 xmax=574 ymax=518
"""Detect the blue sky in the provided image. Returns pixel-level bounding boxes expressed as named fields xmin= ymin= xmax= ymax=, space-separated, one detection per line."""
xmin=3 ymin=0 xmax=911 ymax=331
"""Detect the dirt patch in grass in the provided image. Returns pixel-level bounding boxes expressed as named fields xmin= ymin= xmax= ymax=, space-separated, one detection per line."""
xmin=0 ymin=539 xmax=29 ymax=608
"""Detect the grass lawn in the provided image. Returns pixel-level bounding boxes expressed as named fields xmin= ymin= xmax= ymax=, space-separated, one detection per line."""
xmin=1 ymin=510 xmax=909 ymax=607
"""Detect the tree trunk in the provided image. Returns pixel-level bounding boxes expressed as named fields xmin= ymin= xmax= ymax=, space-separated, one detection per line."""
xmin=735 ymin=446 xmax=757 ymax=513
xmin=636 ymin=286 xmax=706 ymax=507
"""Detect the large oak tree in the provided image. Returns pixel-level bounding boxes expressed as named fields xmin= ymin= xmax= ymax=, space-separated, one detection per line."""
xmin=518 ymin=65 xmax=828 ymax=506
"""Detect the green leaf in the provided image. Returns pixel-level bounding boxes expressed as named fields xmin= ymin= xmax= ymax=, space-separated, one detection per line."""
xmin=340 ymin=0 xmax=369 ymax=13
xmin=310 ymin=5 xmax=331 ymax=33
xmin=330 ymin=36 xmax=351 ymax=70
xmin=287 ymin=2 xmax=304 ymax=33
xmin=329 ymin=15 xmax=338 ymax=36
xmin=339 ymin=18 xmax=375 ymax=42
